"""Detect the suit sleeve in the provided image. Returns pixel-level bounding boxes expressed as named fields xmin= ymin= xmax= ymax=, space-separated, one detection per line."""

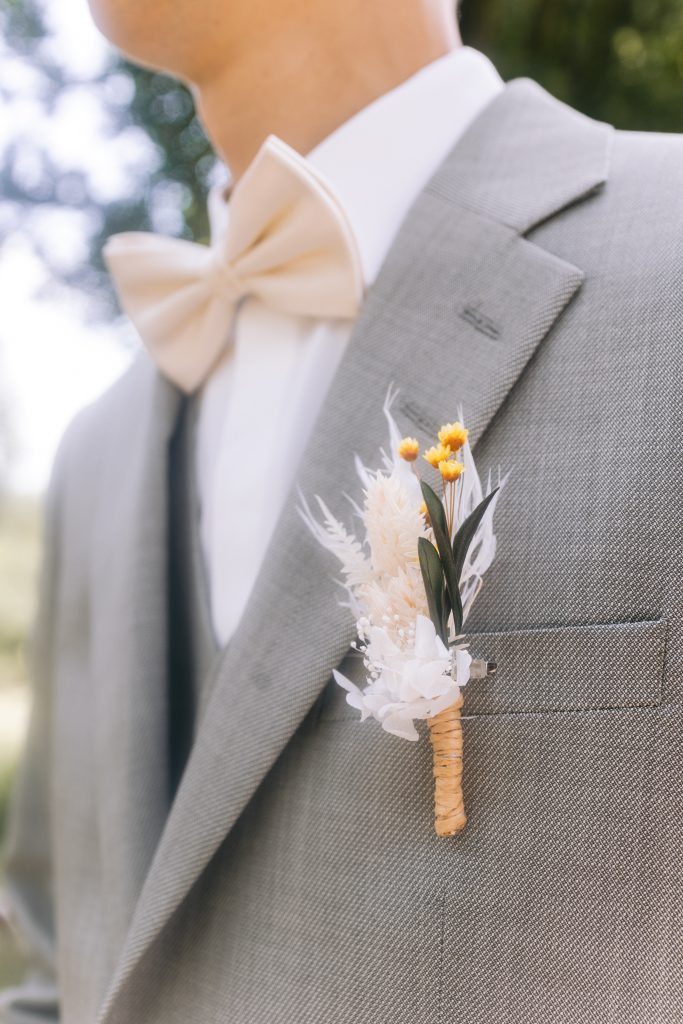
xmin=0 ymin=461 xmax=64 ymax=1022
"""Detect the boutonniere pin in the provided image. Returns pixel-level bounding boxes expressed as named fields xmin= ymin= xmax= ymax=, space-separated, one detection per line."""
xmin=301 ymin=391 xmax=505 ymax=836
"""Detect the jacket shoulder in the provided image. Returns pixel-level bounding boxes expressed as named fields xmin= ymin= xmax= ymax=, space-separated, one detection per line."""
xmin=609 ymin=126 xmax=683 ymax=209
xmin=48 ymin=354 xmax=164 ymax=519
xmin=531 ymin=118 xmax=683 ymax=271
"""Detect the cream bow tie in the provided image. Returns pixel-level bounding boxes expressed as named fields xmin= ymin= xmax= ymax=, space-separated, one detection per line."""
xmin=104 ymin=135 xmax=364 ymax=393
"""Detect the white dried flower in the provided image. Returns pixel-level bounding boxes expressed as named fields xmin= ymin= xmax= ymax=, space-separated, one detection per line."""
xmin=334 ymin=616 xmax=472 ymax=741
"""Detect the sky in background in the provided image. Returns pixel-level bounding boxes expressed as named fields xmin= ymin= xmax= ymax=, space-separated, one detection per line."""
xmin=0 ymin=0 xmax=157 ymax=492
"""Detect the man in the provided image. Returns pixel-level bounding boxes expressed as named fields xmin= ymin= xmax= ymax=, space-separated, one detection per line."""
xmin=2 ymin=0 xmax=683 ymax=1020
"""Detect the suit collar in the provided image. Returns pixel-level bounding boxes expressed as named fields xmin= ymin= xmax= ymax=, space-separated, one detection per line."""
xmin=98 ymin=77 xmax=612 ymax=1021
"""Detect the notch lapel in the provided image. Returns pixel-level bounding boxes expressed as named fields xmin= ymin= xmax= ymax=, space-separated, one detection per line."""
xmin=92 ymin=364 xmax=184 ymax=955
xmin=99 ymin=79 xmax=612 ymax=1020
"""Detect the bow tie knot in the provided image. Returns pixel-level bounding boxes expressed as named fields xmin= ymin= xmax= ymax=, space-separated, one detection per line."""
xmin=104 ymin=135 xmax=364 ymax=393
xmin=206 ymin=247 xmax=248 ymax=303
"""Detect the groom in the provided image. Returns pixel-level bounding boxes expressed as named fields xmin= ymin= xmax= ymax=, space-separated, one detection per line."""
xmin=4 ymin=0 xmax=683 ymax=1021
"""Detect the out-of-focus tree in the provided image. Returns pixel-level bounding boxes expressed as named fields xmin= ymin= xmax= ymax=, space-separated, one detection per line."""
xmin=0 ymin=0 xmax=213 ymax=318
xmin=1 ymin=0 xmax=682 ymax=320
xmin=460 ymin=0 xmax=683 ymax=133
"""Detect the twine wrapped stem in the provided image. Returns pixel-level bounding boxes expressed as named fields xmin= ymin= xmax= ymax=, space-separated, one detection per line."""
xmin=427 ymin=692 xmax=466 ymax=836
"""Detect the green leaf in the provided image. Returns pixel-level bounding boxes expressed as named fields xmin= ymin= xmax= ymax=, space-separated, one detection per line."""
xmin=418 ymin=537 xmax=446 ymax=642
xmin=441 ymin=586 xmax=452 ymax=643
xmin=420 ymin=480 xmax=462 ymax=633
xmin=452 ymin=488 xmax=500 ymax=586
xmin=449 ymin=572 xmax=464 ymax=637
xmin=420 ymin=480 xmax=449 ymax=553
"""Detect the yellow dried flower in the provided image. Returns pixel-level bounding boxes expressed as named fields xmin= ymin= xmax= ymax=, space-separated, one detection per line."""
xmin=423 ymin=444 xmax=451 ymax=468
xmin=438 ymin=421 xmax=469 ymax=452
xmin=439 ymin=459 xmax=464 ymax=482
xmin=398 ymin=437 xmax=420 ymax=462
xmin=419 ymin=500 xmax=430 ymax=524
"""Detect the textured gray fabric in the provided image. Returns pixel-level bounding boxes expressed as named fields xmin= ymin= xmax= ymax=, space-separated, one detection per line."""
xmin=2 ymin=78 xmax=683 ymax=1023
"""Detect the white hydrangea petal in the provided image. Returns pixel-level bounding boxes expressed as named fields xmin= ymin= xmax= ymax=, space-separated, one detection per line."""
xmin=381 ymin=711 xmax=420 ymax=742
xmin=413 ymin=614 xmax=437 ymax=658
xmin=434 ymin=634 xmax=450 ymax=660
xmin=332 ymin=669 xmax=360 ymax=696
xmin=333 ymin=669 xmax=372 ymax=720
xmin=414 ymin=661 xmax=453 ymax=700
xmin=454 ymin=649 xmax=473 ymax=687
xmin=414 ymin=690 xmax=460 ymax=719
xmin=362 ymin=692 xmax=391 ymax=714
xmin=366 ymin=625 xmax=401 ymax=662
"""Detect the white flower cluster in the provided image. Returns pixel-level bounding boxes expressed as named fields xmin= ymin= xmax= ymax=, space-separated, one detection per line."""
xmin=335 ymin=615 xmax=472 ymax=741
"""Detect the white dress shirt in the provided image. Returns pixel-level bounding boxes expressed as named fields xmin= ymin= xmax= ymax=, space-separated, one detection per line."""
xmin=196 ymin=46 xmax=503 ymax=647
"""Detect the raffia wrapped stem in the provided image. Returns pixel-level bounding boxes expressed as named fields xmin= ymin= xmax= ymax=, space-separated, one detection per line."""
xmin=427 ymin=692 xmax=467 ymax=836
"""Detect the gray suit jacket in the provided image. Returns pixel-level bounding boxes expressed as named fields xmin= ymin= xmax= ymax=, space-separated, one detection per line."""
xmin=3 ymin=78 xmax=683 ymax=1024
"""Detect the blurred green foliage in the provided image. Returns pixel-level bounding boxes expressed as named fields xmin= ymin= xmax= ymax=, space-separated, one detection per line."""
xmin=0 ymin=753 xmax=27 ymax=987
xmin=0 ymin=494 xmax=39 ymax=830
xmin=0 ymin=498 xmax=40 ymax=683
xmin=1 ymin=0 xmax=213 ymax=316
xmin=0 ymin=496 xmax=39 ymax=987
xmin=461 ymin=0 xmax=683 ymax=132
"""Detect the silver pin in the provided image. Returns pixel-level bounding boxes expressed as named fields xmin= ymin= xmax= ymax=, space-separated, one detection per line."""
xmin=468 ymin=659 xmax=497 ymax=680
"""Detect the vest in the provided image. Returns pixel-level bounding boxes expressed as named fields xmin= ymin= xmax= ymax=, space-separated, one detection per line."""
xmin=167 ymin=397 xmax=219 ymax=796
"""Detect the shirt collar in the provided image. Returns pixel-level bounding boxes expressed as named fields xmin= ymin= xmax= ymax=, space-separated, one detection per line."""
xmin=306 ymin=47 xmax=504 ymax=288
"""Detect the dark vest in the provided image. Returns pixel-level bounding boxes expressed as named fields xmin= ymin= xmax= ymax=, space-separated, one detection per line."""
xmin=167 ymin=397 xmax=219 ymax=796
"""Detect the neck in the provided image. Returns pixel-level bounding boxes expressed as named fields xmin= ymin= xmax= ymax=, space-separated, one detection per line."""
xmin=192 ymin=7 xmax=461 ymax=179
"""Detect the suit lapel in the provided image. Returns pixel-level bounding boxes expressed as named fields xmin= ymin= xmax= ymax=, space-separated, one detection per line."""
xmin=99 ymin=78 xmax=612 ymax=1020
xmin=92 ymin=365 xmax=184 ymax=955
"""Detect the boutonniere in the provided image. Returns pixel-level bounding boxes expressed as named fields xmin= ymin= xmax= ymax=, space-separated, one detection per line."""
xmin=301 ymin=391 xmax=505 ymax=836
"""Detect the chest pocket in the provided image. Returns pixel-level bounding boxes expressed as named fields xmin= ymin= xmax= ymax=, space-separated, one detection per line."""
xmin=317 ymin=616 xmax=667 ymax=721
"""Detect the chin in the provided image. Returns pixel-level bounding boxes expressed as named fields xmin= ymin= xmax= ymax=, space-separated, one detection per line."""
xmin=87 ymin=0 xmax=181 ymax=72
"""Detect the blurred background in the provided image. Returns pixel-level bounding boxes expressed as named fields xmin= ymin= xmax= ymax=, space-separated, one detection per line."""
xmin=1 ymin=0 xmax=682 ymax=984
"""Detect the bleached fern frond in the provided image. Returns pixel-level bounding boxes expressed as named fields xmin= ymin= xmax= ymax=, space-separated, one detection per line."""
xmin=299 ymin=493 xmax=371 ymax=590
